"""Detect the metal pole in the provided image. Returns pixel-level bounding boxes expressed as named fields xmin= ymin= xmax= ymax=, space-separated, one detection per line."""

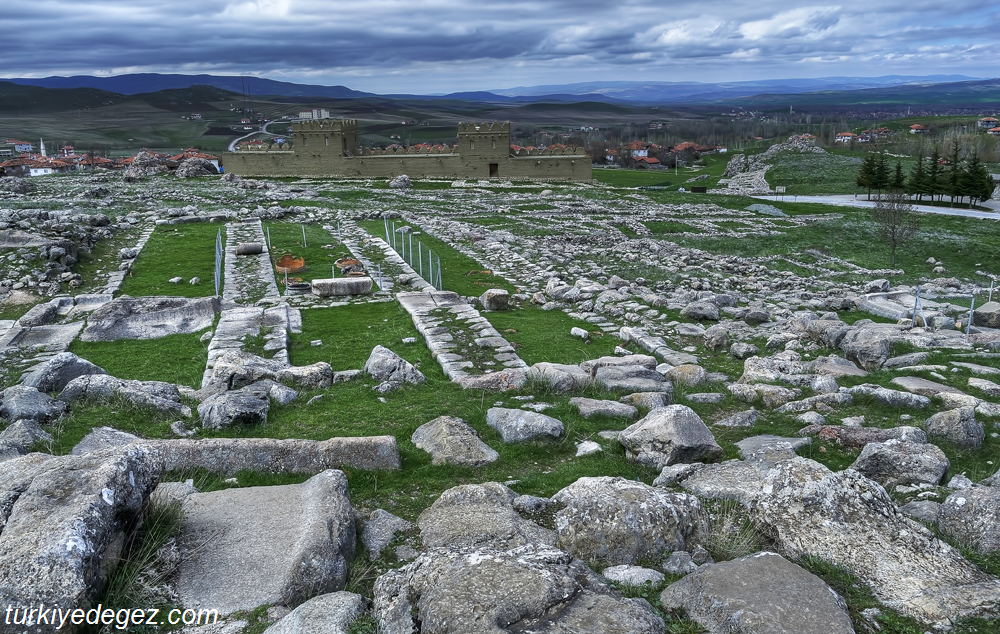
xmin=384 ymin=217 xmax=390 ymax=244
xmin=377 ymin=263 xmax=382 ymax=290
xmin=409 ymin=233 xmax=413 ymax=266
xmin=266 ymin=227 xmax=271 ymax=251
xmin=911 ymin=286 xmax=919 ymax=328
xmin=990 ymin=280 xmax=995 ymax=303
xmin=301 ymin=224 xmax=307 ymax=248
xmin=428 ymin=250 xmax=433 ymax=288
xmin=437 ymin=256 xmax=442 ymax=290
xmin=332 ymin=266 xmax=335 ymax=278
xmin=419 ymin=242 xmax=423 ymax=277
xmin=392 ymin=222 xmax=396 ymax=250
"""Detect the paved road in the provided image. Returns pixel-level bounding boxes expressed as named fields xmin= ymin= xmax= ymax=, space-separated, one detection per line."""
xmin=752 ymin=194 xmax=1000 ymax=220
xmin=227 ymin=121 xmax=282 ymax=153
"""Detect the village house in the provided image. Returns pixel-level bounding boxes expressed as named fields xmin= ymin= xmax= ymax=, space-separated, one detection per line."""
xmin=168 ymin=148 xmax=221 ymax=170
xmin=988 ymin=127 xmax=1000 ymax=137
xmin=909 ymin=124 xmax=927 ymax=134
xmin=977 ymin=117 xmax=997 ymax=129
xmin=835 ymin=132 xmax=857 ymax=143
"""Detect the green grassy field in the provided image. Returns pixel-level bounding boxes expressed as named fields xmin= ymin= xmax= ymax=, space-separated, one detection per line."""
xmin=69 ymin=331 xmax=211 ymax=388
xmin=118 ymin=223 xmax=224 ymax=297
xmin=357 ymin=219 xmax=519 ymax=296
xmin=263 ymin=221 xmax=346 ymax=285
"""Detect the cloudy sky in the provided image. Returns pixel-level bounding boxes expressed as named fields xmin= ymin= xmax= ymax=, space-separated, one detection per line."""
xmin=4 ymin=0 xmax=998 ymax=92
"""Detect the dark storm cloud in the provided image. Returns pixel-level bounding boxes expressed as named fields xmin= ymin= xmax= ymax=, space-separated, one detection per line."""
xmin=2 ymin=0 xmax=998 ymax=91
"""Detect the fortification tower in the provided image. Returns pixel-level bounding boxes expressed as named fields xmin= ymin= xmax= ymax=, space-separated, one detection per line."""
xmin=292 ymin=119 xmax=359 ymax=156
xmin=457 ymin=121 xmax=510 ymax=177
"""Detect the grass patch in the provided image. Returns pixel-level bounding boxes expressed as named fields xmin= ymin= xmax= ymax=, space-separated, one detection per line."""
xmin=264 ymin=221 xmax=348 ymax=285
xmin=357 ymin=220 xmax=517 ymax=296
xmin=118 ymin=223 xmax=224 ymax=297
xmin=69 ymin=330 xmax=210 ymax=388
xmin=485 ymin=306 xmax=623 ymax=365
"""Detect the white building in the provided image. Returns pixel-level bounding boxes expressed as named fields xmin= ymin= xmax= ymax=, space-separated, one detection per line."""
xmin=297 ymin=108 xmax=331 ymax=120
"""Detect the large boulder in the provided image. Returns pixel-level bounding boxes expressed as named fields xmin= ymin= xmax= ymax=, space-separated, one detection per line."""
xmin=59 ymin=374 xmax=191 ymax=417
xmin=848 ymin=384 xmax=930 ymax=408
xmin=417 ymin=482 xmax=556 ymax=550
xmin=661 ymin=552 xmax=854 ymax=634
xmin=938 ymin=487 xmax=1000 ymax=554
xmin=594 ymin=365 xmax=671 ymax=393
xmin=680 ymin=301 xmax=719 ymax=321
xmin=973 ymin=301 xmax=1000 ymax=329
xmin=485 ymin=407 xmax=563 ymax=442
xmin=568 ymin=397 xmax=637 ymax=419
xmin=0 ymin=445 xmax=163 ymax=613
xmin=373 ymin=544 xmax=664 ymax=634
xmin=925 ymin=407 xmax=984 ymax=449
xmin=80 ymin=295 xmax=220 ymax=341
xmin=361 ymin=509 xmax=413 ymax=559
xmin=526 ymin=362 xmax=592 ymax=392
xmin=262 ymin=591 xmax=367 ymax=634
xmin=0 ymin=385 xmax=68 ymax=424
xmin=362 ymin=345 xmax=425 ymax=386
xmin=618 ymin=405 xmax=722 ymax=468
xmin=551 ymin=477 xmax=709 ymax=566
xmin=175 ymin=157 xmax=219 ymax=178
xmin=21 ymin=352 xmax=107 ymax=393
xmin=849 ymin=439 xmax=950 ymax=489
xmin=197 ymin=386 xmax=270 ymax=430
xmin=749 ymin=457 xmax=1000 ymax=626
xmin=411 ymin=416 xmax=498 ymax=466
xmin=797 ymin=424 xmax=926 ymax=448
xmin=205 ymin=350 xmax=333 ymax=392
xmin=177 ymin=470 xmax=355 ymax=614
xmin=839 ymin=328 xmax=893 ymax=370
xmin=0 ymin=419 xmax=52 ymax=454
xmin=479 ymin=289 xmax=510 ymax=311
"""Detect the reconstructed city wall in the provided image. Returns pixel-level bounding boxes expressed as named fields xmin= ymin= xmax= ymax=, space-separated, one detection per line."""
xmin=222 ymin=121 xmax=592 ymax=181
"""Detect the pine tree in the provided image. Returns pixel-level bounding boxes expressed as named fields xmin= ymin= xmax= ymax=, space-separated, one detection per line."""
xmin=907 ymin=155 xmax=927 ymax=201
xmin=891 ymin=161 xmax=906 ymax=192
xmin=856 ymin=153 xmax=877 ymax=200
xmin=963 ymin=152 xmax=996 ymax=206
xmin=927 ymin=147 xmax=944 ymax=202
xmin=874 ymin=152 xmax=890 ymax=196
xmin=946 ymin=143 xmax=962 ymax=206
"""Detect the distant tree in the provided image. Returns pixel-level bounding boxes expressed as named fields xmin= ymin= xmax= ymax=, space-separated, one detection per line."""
xmin=890 ymin=161 xmax=906 ymax=191
xmin=871 ymin=191 xmax=920 ymax=268
xmin=873 ymin=152 xmax=891 ymax=196
xmin=946 ymin=142 xmax=963 ymax=206
xmin=962 ymin=152 xmax=995 ymax=206
xmin=926 ymin=147 xmax=944 ymax=202
xmin=906 ymin=155 xmax=927 ymax=201
xmin=856 ymin=154 xmax=878 ymax=200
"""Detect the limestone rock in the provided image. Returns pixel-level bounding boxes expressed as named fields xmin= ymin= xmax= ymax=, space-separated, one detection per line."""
xmin=848 ymin=383 xmax=931 ymax=409
xmin=749 ymin=457 xmax=1000 ymax=626
xmin=205 ymin=350 xmax=333 ymax=391
xmin=666 ymin=364 xmax=707 ymax=387
xmin=0 ymin=385 xmax=68 ymax=424
xmin=60 ymin=374 xmax=191 ymax=417
xmin=702 ymin=325 xmax=730 ymax=352
xmin=580 ymin=355 xmax=657 ymax=375
xmin=373 ymin=544 xmax=664 ymax=634
xmin=0 ymin=419 xmax=52 ymax=454
xmin=730 ymin=342 xmax=759 ymax=360
xmin=197 ymin=386 xmax=270 ymax=430
xmin=849 ymin=439 xmax=950 ymax=488
xmin=526 ymin=362 xmax=592 ymax=392
xmin=21 ymin=352 xmax=107 ymax=393
xmin=594 ymin=364 xmax=671 ymax=393
xmin=311 ymin=277 xmax=373 ymax=297
xmin=177 ymin=470 xmax=356 ymax=614
xmin=602 ymin=565 xmax=664 ymax=586
xmin=551 ymin=476 xmax=709 ymax=566
xmin=926 ymin=407 xmax=984 ymax=449
xmin=411 ymin=416 xmax=498 ymax=466
xmin=661 ymin=552 xmax=854 ymax=634
xmin=81 ymin=295 xmax=220 ymax=341
xmin=900 ymin=500 xmax=942 ymax=523
xmin=680 ymin=301 xmax=719 ymax=321
xmin=715 ymin=409 xmax=759 ymax=427
xmin=839 ymin=328 xmax=894 ymax=370
xmin=361 ymin=509 xmax=413 ymax=559
xmin=973 ymin=301 xmax=1000 ymax=328
xmin=417 ymin=482 xmax=556 ymax=550
xmin=71 ymin=426 xmax=141 ymax=455
xmin=485 ymin=407 xmax=563 ymax=442
xmin=479 ymin=288 xmax=510 ymax=311
xmin=618 ymin=405 xmax=722 ymax=468
xmin=262 ymin=591 xmax=367 ymax=634
xmin=363 ymin=345 xmax=425 ymax=386
xmin=938 ymin=487 xmax=1000 ymax=554
xmin=568 ymin=397 xmax=637 ymax=419
xmin=798 ymin=424 xmax=926 ymax=448
xmin=620 ymin=391 xmax=670 ymax=410
xmin=0 ymin=446 xmax=163 ymax=613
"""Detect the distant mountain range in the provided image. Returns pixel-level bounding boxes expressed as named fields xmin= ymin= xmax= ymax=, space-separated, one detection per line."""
xmin=1 ymin=73 xmax=988 ymax=106
xmin=1 ymin=73 xmax=998 ymax=113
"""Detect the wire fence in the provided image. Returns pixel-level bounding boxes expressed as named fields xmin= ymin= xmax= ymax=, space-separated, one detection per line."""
xmin=385 ymin=217 xmax=442 ymax=290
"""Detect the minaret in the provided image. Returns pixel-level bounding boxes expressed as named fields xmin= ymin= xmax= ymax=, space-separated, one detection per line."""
xmin=40 ymin=138 xmax=46 ymax=157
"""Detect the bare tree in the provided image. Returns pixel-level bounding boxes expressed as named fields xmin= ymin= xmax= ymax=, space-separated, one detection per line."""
xmin=871 ymin=191 xmax=920 ymax=267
